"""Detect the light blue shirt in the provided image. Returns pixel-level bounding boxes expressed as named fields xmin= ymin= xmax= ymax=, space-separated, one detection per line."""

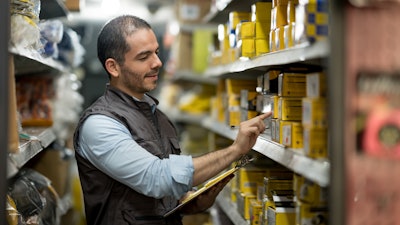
xmin=77 ymin=105 xmax=194 ymax=200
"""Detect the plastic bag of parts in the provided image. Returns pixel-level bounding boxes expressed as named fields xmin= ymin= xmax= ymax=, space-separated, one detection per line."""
xmin=57 ymin=28 xmax=86 ymax=67
xmin=10 ymin=0 xmax=42 ymax=50
xmin=6 ymin=195 xmax=23 ymax=225
xmin=8 ymin=168 xmax=60 ymax=225
xmin=39 ymin=20 xmax=64 ymax=58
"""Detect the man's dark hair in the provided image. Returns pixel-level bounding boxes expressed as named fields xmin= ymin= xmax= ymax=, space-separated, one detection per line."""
xmin=97 ymin=15 xmax=152 ymax=78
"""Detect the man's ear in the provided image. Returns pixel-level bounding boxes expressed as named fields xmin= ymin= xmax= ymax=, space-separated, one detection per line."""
xmin=105 ymin=58 xmax=120 ymax=78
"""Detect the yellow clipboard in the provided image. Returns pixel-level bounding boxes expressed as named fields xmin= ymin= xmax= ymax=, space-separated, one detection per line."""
xmin=163 ymin=155 xmax=253 ymax=217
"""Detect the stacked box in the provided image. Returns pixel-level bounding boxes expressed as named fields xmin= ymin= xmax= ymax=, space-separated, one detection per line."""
xmin=302 ymin=72 xmax=328 ymax=158
xmin=192 ymin=29 xmax=216 ymax=73
xmin=281 ymin=121 xmax=303 ymax=148
xmin=176 ymin=0 xmax=212 ymax=24
xmin=226 ymin=79 xmax=257 ymax=127
xmin=240 ymin=89 xmax=259 ymax=122
xmin=252 ymin=2 xmax=273 ymax=56
xmin=294 ymin=0 xmax=329 ymax=44
xmin=293 ymin=174 xmax=328 ymax=225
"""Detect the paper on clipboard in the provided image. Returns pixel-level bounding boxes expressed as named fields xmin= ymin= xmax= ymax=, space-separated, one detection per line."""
xmin=163 ymin=155 xmax=253 ymax=218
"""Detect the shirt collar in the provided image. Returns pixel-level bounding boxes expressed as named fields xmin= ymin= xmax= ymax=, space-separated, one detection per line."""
xmin=132 ymin=94 xmax=157 ymax=113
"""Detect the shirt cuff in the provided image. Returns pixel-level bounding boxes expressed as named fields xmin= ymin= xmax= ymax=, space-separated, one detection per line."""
xmin=169 ymin=154 xmax=194 ymax=188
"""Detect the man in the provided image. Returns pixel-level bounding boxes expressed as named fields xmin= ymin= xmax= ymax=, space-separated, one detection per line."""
xmin=73 ymin=15 xmax=271 ymax=225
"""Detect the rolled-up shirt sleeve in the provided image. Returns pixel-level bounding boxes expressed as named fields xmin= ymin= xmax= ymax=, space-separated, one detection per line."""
xmin=77 ymin=114 xmax=194 ymax=199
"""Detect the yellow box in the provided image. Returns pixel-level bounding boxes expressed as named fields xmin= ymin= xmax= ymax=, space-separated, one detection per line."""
xmin=306 ymin=72 xmax=327 ymax=97
xmin=287 ymin=1 xmax=296 ymax=23
xmin=241 ymin=109 xmax=259 ymax=122
xmin=255 ymin=39 xmax=269 ymax=56
xmin=240 ymin=90 xmax=258 ymax=110
xmin=272 ymin=95 xmax=279 ymax=119
xmin=269 ymin=29 xmax=276 ymax=52
xmin=267 ymin=207 xmax=296 ymax=225
xmin=250 ymin=200 xmax=263 ymax=225
xmin=229 ymin=109 xmax=241 ymax=127
xmin=228 ymin=94 xmax=240 ymax=107
xmin=297 ymin=179 xmax=328 ymax=204
xmin=226 ymin=79 xmax=257 ymax=95
xmin=293 ymin=173 xmax=304 ymax=200
xmin=237 ymin=192 xmax=257 ymax=220
xmin=278 ymin=73 xmax=307 ymax=97
xmin=271 ymin=118 xmax=278 ymax=142
xmin=192 ymin=29 xmax=216 ymax=73
xmin=278 ymin=97 xmax=303 ymax=121
xmin=275 ymin=5 xmax=289 ymax=28
xmin=241 ymin=21 xmax=256 ymax=38
xmin=256 ymin=22 xmax=270 ymax=39
xmin=276 ymin=119 xmax=282 ymax=143
xmin=242 ymin=38 xmax=256 ymax=58
xmin=262 ymin=198 xmax=275 ymax=222
xmin=283 ymin=23 xmax=295 ymax=49
xmin=252 ymin=2 xmax=273 ymax=22
xmin=237 ymin=167 xmax=267 ymax=195
xmin=296 ymin=202 xmax=328 ymax=225
xmin=229 ymin=11 xmax=252 ymax=30
xmin=302 ymin=97 xmax=327 ymax=128
xmin=275 ymin=27 xmax=285 ymax=51
xmin=277 ymin=0 xmax=289 ymax=5
xmin=264 ymin=177 xmax=293 ymax=200
xmin=281 ymin=121 xmax=303 ymax=148
xmin=303 ymin=127 xmax=328 ymax=158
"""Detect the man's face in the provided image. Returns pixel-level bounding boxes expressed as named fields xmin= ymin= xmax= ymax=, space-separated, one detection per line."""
xmin=115 ymin=28 xmax=162 ymax=99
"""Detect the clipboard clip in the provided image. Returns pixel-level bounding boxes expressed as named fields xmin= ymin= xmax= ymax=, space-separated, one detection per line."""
xmin=234 ymin=154 xmax=254 ymax=169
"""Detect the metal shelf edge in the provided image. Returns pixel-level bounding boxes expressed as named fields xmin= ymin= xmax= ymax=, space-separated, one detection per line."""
xmin=216 ymin=193 xmax=249 ymax=225
xmin=201 ymin=117 xmax=330 ymax=187
xmin=204 ymin=40 xmax=329 ymax=77
xmin=7 ymin=127 xmax=57 ymax=178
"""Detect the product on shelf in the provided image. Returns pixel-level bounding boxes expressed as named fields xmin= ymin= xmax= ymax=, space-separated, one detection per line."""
xmin=16 ymin=75 xmax=55 ymax=127
xmin=8 ymin=168 xmax=60 ymax=225
xmin=10 ymin=0 xmax=41 ymax=51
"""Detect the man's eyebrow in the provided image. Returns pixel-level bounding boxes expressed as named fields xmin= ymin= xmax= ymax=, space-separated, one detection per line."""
xmin=136 ymin=47 xmax=159 ymax=58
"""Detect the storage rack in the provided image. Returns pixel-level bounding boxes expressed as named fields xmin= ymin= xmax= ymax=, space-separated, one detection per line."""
xmin=5 ymin=0 xmax=74 ymax=222
xmin=171 ymin=1 xmax=331 ymax=224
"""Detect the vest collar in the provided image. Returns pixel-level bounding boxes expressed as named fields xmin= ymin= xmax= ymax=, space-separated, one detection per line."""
xmin=106 ymin=84 xmax=159 ymax=112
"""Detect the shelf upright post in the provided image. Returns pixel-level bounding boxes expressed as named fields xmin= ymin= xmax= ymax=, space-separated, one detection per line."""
xmin=329 ymin=0 xmax=346 ymax=224
xmin=0 ymin=0 xmax=10 ymax=224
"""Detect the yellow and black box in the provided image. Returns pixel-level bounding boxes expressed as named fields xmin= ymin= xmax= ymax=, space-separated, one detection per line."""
xmin=264 ymin=177 xmax=293 ymax=200
xmin=302 ymin=97 xmax=327 ymax=128
xmin=281 ymin=121 xmax=303 ymax=148
xmin=306 ymin=72 xmax=327 ymax=97
xmin=278 ymin=97 xmax=303 ymax=121
xmin=296 ymin=202 xmax=328 ymax=225
xmin=297 ymin=179 xmax=328 ymax=204
xmin=278 ymin=73 xmax=307 ymax=97
xmin=237 ymin=166 xmax=268 ymax=195
xmin=250 ymin=199 xmax=263 ymax=225
xmin=303 ymin=126 xmax=328 ymax=158
xmin=267 ymin=206 xmax=296 ymax=225
xmin=237 ymin=192 xmax=257 ymax=220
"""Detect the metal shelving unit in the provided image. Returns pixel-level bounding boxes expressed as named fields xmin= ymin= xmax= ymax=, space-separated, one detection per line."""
xmin=173 ymin=70 xmax=218 ymax=85
xmin=168 ymin=109 xmax=330 ymax=187
xmin=8 ymin=127 xmax=57 ymax=178
xmin=204 ymin=40 xmax=329 ymax=77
